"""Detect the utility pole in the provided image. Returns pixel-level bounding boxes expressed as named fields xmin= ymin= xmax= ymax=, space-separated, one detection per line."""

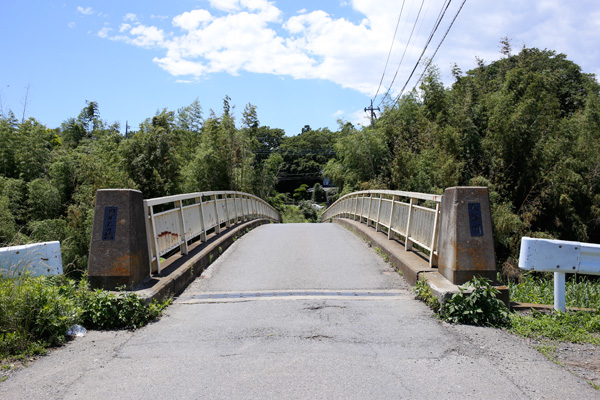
xmin=364 ymin=100 xmax=380 ymax=125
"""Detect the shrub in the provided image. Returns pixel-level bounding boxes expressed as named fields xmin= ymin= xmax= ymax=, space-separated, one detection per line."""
xmin=0 ymin=275 xmax=170 ymax=359
xmin=440 ymin=276 xmax=510 ymax=327
xmin=0 ymin=275 xmax=81 ymax=357
xmin=79 ymin=287 xmax=170 ymax=330
xmin=414 ymin=278 xmax=440 ymax=311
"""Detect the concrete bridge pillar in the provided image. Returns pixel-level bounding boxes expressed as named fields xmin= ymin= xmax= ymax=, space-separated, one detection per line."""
xmin=438 ymin=186 xmax=497 ymax=285
xmin=87 ymin=189 xmax=150 ymax=290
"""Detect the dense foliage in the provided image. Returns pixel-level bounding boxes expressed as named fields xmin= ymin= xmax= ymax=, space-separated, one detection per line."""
xmin=0 ymin=98 xmax=286 ymax=276
xmin=1 ymin=43 xmax=598 ymax=279
xmin=327 ymin=45 xmax=600 ymax=277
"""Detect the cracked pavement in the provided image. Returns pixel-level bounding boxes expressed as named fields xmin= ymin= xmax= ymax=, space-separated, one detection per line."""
xmin=1 ymin=223 xmax=599 ymax=399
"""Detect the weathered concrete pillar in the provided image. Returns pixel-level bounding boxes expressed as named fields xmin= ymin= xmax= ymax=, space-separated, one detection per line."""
xmin=88 ymin=189 xmax=150 ymax=290
xmin=438 ymin=186 xmax=496 ymax=285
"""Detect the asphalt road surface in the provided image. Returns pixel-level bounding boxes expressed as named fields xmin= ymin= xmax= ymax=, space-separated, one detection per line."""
xmin=1 ymin=223 xmax=598 ymax=399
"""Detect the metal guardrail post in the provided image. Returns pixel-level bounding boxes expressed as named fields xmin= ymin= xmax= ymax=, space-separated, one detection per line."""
xmin=375 ymin=193 xmax=383 ymax=232
xmin=175 ymin=200 xmax=189 ymax=256
xmin=213 ymin=194 xmax=221 ymax=234
xmin=405 ymin=198 xmax=415 ymax=251
xmin=196 ymin=196 xmax=207 ymax=242
xmin=224 ymin=194 xmax=231 ymax=228
xmin=388 ymin=195 xmax=397 ymax=240
xmin=149 ymin=204 xmax=161 ymax=273
xmin=429 ymin=202 xmax=440 ymax=267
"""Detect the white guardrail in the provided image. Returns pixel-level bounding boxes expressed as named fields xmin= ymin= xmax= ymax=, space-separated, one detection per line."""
xmin=0 ymin=241 xmax=63 ymax=278
xmin=321 ymin=190 xmax=442 ymax=267
xmin=144 ymin=191 xmax=280 ymax=273
xmin=519 ymin=237 xmax=600 ymax=311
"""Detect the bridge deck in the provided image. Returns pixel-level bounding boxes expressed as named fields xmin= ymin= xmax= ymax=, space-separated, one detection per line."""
xmin=1 ymin=224 xmax=598 ymax=399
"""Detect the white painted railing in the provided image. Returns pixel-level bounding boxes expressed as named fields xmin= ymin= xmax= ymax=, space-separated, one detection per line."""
xmin=144 ymin=191 xmax=280 ymax=273
xmin=519 ymin=237 xmax=600 ymax=311
xmin=322 ymin=190 xmax=442 ymax=267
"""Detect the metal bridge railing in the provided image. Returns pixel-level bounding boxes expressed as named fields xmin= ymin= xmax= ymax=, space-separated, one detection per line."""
xmin=144 ymin=191 xmax=280 ymax=273
xmin=321 ymin=190 xmax=442 ymax=267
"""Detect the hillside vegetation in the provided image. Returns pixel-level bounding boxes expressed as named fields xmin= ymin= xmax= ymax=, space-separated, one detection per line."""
xmin=0 ymin=45 xmax=599 ymax=280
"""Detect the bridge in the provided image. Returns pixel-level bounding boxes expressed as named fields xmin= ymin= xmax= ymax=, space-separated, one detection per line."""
xmin=1 ymin=188 xmax=598 ymax=398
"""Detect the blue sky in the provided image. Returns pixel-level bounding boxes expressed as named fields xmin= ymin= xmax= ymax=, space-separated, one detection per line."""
xmin=2 ymin=1 xmax=600 ymax=136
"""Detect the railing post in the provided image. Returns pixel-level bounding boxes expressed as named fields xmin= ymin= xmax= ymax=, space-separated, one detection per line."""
xmin=144 ymin=202 xmax=157 ymax=272
xmin=353 ymin=195 xmax=359 ymax=221
xmin=429 ymin=202 xmax=440 ymax=267
xmin=234 ymin=192 xmax=241 ymax=223
xmin=388 ymin=195 xmax=397 ymax=240
xmin=213 ymin=194 xmax=221 ymax=234
xmin=175 ymin=200 xmax=189 ymax=255
xmin=224 ymin=193 xmax=231 ymax=228
xmin=367 ymin=193 xmax=373 ymax=227
xmin=375 ymin=193 xmax=383 ymax=232
xmin=405 ymin=197 xmax=415 ymax=251
xmin=196 ymin=196 xmax=207 ymax=242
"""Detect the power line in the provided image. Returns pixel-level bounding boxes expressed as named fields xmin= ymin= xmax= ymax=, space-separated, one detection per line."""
xmin=377 ymin=0 xmax=467 ymax=126
xmin=390 ymin=0 xmax=453 ymax=107
xmin=372 ymin=0 xmax=406 ymax=102
xmin=377 ymin=0 xmax=426 ymax=107
xmin=411 ymin=0 xmax=467 ymax=92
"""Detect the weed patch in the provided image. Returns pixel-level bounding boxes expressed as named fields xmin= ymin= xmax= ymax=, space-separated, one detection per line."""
xmin=414 ymin=278 xmax=440 ymax=311
xmin=439 ymin=277 xmax=510 ymax=327
xmin=510 ymin=273 xmax=600 ymax=310
xmin=510 ymin=309 xmax=600 ymax=345
xmin=0 ymin=275 xmax=170 ymax=360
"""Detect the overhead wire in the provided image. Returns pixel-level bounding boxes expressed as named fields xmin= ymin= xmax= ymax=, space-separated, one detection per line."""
xmin=378 ymin=0 xmax=467 ymax=126
xmin=391 ymin=0 xmax=453 ymax=105
xmin=377 ymin=0 xmax=426 ymax=108
xmin=410 ymin=0 xmax=467 ymax=92
xmin=372 ymin=0 xmax=407 ymax=102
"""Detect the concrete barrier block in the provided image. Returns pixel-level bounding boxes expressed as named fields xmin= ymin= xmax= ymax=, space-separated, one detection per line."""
xmin=438 ymin=186 xmax=496 ymax=284
xmin=0 ymin=241 xmax=63 ymax=277
xmin=88 ymin=189 xmax=150 ymax=290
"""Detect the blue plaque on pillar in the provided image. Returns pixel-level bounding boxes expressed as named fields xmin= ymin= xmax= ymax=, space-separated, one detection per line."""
xmin=468 ymin=203 xmax=483 ymax=237
xmin=102 ymin=206 xmax=118 ymax=241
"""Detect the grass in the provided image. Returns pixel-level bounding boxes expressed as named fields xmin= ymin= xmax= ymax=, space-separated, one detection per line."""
xmin=509 ymin=273 xmax=600 ymax=309
xmin=508 ymin=273 xmax=600 ymax=346
xmin=414 ymin=278 xmax=440 ymax=311
xmin=0 ymin=274 xmax=170 ymax=361
xmin=510 ymin=309 xmax=600 ymax=345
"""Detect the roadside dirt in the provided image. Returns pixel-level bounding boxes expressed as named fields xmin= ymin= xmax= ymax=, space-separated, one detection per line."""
xmin=543 ymin=340 xmax=600 ymax=387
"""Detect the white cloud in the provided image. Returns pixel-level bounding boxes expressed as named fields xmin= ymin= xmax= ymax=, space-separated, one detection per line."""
xmin=173 ymin=10 xmax=212 ymax=31
xmin=68 ymin=22 xmax=76 ymax=28
xmin=98 ymin=26 xmax=112 ymax=38
xmin=124 ymin=13 xmax=138 ymax=22
xmin=77 ymin=6 xmax=94 ymax=15
xmin=97 ymin=0 xmax=600 ymax=97
xmin=347 ymin=108 xmax=371 ymax=127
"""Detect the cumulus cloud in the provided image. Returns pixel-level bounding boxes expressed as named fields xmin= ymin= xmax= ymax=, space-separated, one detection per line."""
xmin=77 ymin=6 xmax=94 ymax=15
xmin=172 ymin=10 xmax=213 ymax=31
xmin=96 ymin=0 xmax=600 ymax=97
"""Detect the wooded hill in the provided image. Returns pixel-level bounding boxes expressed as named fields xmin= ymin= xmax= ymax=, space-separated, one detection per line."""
xmin=1 ymin=45 xmax=598 ymax=279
